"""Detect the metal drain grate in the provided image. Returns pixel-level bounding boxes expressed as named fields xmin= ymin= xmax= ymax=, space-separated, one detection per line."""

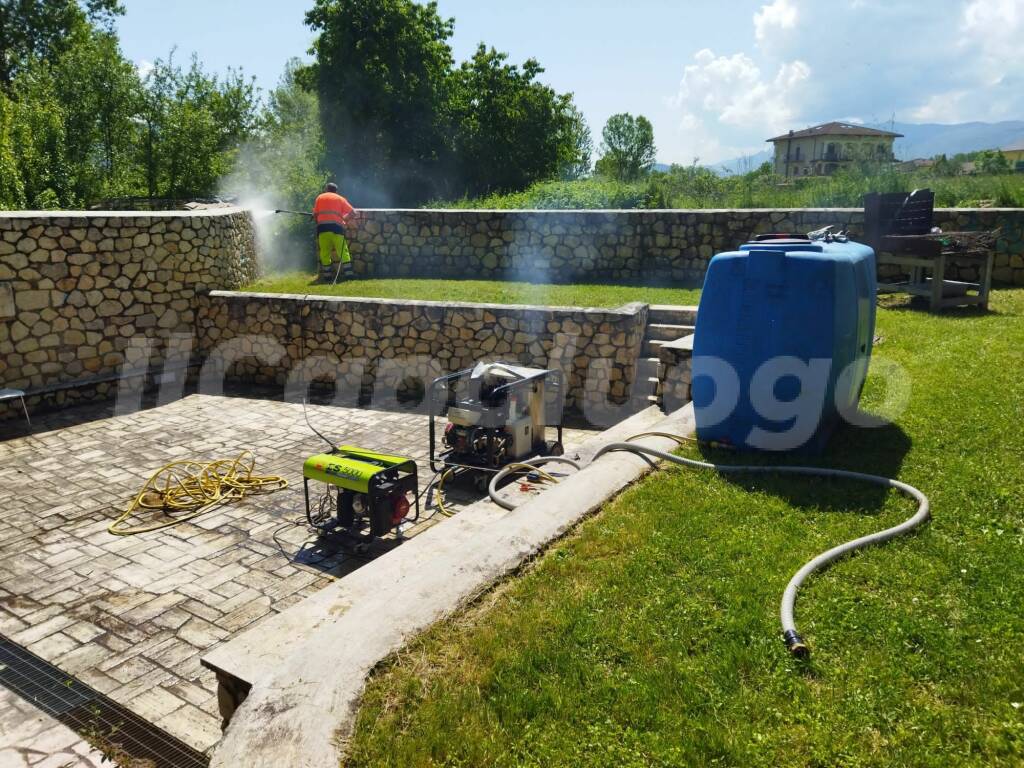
xmin=0 ymin=635 xmax=210 ymax=768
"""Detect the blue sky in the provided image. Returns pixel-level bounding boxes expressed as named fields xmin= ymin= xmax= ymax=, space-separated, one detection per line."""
xmin=117 ymin=0 xmax=1024 ymax=167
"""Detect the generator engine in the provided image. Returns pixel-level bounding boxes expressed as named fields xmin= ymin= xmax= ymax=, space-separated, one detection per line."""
xmin=302 ymin=445 xmax=419 ymax=538
xmin=430 ymin=362 xmax=563 ymax=474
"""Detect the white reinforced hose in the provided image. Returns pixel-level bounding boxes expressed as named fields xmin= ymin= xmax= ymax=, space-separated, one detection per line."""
xmin=590 ymin=441 xmax=931 ymax=658
xmin=487 ymin=456 xmax=583 ymax=511
xmin=488 ymin=440 xmax=931 ymax=657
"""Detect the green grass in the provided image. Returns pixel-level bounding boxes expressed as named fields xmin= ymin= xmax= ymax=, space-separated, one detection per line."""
xmin=242 ymin=273 xmax=702 ymax=308
xmin=345 ymin=289 xmax=1024 ymax=767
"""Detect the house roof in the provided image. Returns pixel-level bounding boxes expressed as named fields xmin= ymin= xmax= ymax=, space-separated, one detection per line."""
xmin=1001 ymin=137 xmax=1024 ymax=152
xmin=767 ymin=121 xmax=904 ymax=142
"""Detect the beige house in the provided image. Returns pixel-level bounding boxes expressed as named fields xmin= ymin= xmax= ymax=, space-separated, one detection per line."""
xmin=1001 ymin=138 xmax=1024 ymax=169
xmin=768 ymin=122 xmax=902 ymax=178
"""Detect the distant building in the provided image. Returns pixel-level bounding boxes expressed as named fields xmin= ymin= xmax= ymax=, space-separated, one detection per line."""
xmin=1001 ymin=138 xmax=1024 ymax=170
xmin=767 ymin=122 xmax=903 ymax=178
xmin=897 ymin=158 xmax=934 ymax=173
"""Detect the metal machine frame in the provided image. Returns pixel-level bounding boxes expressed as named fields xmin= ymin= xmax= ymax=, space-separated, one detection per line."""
xmin=428 ymin=363 xmax=564 ymax=474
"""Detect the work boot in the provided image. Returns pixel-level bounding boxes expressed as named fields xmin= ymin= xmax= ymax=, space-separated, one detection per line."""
xmin=313 ymin=264 xmax=334 ymax=284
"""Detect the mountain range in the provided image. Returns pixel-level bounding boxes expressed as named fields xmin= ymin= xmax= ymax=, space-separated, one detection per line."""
xmin=705 ymin=120 xmax=1024 ymax=175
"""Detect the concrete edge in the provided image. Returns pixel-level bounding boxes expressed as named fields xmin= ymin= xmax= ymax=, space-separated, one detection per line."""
xmin=207 ymin=289 xmax=649 ymax=316
xmin=350 ymin=207 xmax=1024 ymax=214
xmin=0 ymin=207 xmax=250 ymax=218
xmin=208 ymin=402 xmax=695 ymax=768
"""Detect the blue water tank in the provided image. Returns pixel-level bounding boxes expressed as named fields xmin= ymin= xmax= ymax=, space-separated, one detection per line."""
xmin=691 ymin=237 xmax=876 ymax=452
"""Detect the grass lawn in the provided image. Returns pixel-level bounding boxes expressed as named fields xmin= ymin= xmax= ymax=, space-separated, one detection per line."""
xmin=345 ymin=289 xmax=1024 ymax=767
xmin=242 ymin=273 xmax=703 ymax=308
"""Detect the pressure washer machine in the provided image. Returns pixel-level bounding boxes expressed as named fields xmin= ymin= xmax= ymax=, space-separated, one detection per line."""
xmin=428 ymin=362 xmax=564 ymax=487
xmin=302 ymin=445 xmax=419 ymax=540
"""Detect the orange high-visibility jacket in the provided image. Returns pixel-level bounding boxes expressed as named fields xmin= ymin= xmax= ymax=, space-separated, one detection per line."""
xmin=313 ymin=192 xmax=354 ymax=229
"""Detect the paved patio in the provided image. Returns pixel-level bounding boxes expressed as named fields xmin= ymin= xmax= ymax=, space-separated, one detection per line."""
xmin=0 ymin=688 xmax=104 ymax=768
xmin=0 ymin=394 xmax=592 ymax=754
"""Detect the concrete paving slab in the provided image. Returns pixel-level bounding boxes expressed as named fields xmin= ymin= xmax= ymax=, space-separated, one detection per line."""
xmin=0 ymin=393 xmax=594 ymax=754
xmin=0 ymin=688 xmax=104 ymax=768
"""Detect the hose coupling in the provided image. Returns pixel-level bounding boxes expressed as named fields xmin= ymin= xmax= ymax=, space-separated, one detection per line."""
xmin=783 ymin=629 xmax=809 ymax=659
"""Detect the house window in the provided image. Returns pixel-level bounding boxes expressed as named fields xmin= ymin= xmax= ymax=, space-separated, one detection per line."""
xmin=793 ymin=146 xmax=802 ymax=160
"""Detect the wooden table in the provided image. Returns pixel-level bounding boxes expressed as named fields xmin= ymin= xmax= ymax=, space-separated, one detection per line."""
xmin=876 ymin=230 xmax=997 ymax=311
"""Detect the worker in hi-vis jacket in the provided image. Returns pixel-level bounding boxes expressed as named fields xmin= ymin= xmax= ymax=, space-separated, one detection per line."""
xmin=312 ymin=182 xmax=356 ymax=283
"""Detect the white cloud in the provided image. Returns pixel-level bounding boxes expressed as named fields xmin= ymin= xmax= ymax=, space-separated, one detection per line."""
xmin=670 ymin=48 xmax=810 ymax=162
xmin=960 ymin=0 xmax=1024 ymax=83
xmin=660 ymin=0 xmax=1024 ymax=165
xmin=754 ymin=0 xmax=798 ymax=40
xmin=136 ymin=59 xmax=155 ymax=80
xmin=910 ymin=91 xmax=970 ymax=123
xmin=907 ymin=0 xmax=1024 ymax=122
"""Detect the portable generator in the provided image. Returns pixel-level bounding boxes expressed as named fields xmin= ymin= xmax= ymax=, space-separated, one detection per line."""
xmin=302 ymin=445 xmax=419 ymax=539
xmin=428 ymin=362 xmax=564 ymax=482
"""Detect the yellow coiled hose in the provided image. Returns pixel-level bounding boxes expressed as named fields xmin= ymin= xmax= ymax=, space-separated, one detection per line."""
xmin=108 ymin=451 xmax=287 ymax=535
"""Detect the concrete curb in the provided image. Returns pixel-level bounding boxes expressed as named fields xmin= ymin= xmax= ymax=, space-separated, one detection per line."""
xmin=209 ymin=403 xmax=696 ymax=768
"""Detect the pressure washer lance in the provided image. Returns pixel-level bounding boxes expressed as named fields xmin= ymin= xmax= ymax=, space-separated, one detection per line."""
xmin=273 ymin=209 xmax=345 ymax=285
xmin=487 ymin=435 xmax=931 ymax=660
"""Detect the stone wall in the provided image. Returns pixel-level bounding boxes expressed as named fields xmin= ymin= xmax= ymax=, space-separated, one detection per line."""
xmin=194 ymin=292 xmax=647 ymax=415
xmin=347 ymin=207 xmax=1024 ymax=285
xmin=0 ymin=208 xmax=258 ymax=417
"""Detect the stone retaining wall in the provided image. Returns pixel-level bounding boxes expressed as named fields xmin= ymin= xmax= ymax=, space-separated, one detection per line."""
xmin=194 ymin=292 xmax=647 ymax=416
xmin=348 ymin=207 xmax=1024 ymax=285
xmin=0 ymin=208 xmax=258 ymax=417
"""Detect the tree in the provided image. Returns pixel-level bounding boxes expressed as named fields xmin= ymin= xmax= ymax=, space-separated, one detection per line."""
xmin=138 ymin=52 xmax=259 ymax=199
xmin=5 ymin=58 xmax=74 ymax=207
xmin=557 ymin=103 xmax=592 ymax=180
xmin=0 ymin=0 xmax=123 ymax=85
xmin=448 ymin=45 xmax=591 ymax=196
xmin=0 ymin=92 xmax=26 ymax=207
xmin=595 ymin=113 xmax=656 ymax=181
xmin=976 ymin=149 xmax=1009 ymax=175
xmin=931 ymin=154 xmax=958 ymax=177
xmin=305 ymin=0 xmax=591 ymax=204
xmin=51 ymin=27 xmax=142 ymax=202
xmin=306 ymin=0 xmax=455 ymax=206
xmin=220 ymin=59 xmax=328 ymax=270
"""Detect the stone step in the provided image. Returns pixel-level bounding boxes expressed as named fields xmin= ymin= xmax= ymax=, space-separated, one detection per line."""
xmin=642 ymin=338 xmax=669 ymax=358
xmin=648 ymin=304 xmax=698 ymax=326
xmin=636 ymin=356 xmax=661 ymax=380
xmin=644 ymin=322 xmax=696 ymax=342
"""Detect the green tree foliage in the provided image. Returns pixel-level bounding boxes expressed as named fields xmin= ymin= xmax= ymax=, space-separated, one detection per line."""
xmin=449 ymin=46 xmax=590 ymax=196
xmin=0 ymin=0 xmax=123 ymax=85
xmin=137 ymin=53 xmax=259 ymax=199
xmin=594 ymin=113 xmax=656 ymax=181
xmin=931 ymin=154 xmax=959 ymax=177
xmin=5 ymin=58 xmax=73 ymax=207
xmin=0 ymin=2 xmax=261 ymax=210
xmin=220 ymin=58 xmax=328 ymax=270
xmin=975 ymin=149 xmax=1009 ymax=175
xmin=559 ymin=104 xmax=593 ymax=180
xmin=51 ymin=27 xmax=142 ymax=202
xmin=306 ymin=0 xmax=455 ymax=205
xmin=0 ymin=92 xmax=26 ymax=206
xmin=305 ymin=0 xmax=592 ymax=205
